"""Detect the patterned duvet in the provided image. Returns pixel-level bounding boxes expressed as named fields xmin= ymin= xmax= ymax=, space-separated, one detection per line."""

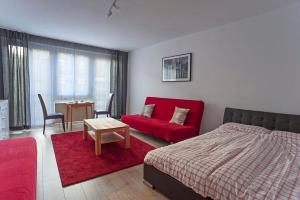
xmin=144 ymin=123 xmax=300 ymax=200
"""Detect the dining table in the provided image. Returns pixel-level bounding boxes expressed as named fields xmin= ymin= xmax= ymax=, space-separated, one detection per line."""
xmin=55 ymin=100 xmax=94 ymax=131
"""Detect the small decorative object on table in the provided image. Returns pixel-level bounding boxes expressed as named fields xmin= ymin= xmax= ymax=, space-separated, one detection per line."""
xmin=162 ymin=53 xmax=191 ymax=82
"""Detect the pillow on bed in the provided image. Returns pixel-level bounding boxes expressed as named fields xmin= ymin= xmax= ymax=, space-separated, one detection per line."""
xmin=220 ymin=122 xmax=271 ymax=135
xmin=169 ymin=107 xmax=190 ymax=125
xmin=141 ymin=104 xmax=155 ymax=118
xmin=271 ymin=130 xmax=300 ymax=140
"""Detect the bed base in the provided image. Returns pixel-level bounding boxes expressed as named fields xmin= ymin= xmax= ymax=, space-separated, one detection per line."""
xmin=144 ymin=164 xmax=210 ymax=200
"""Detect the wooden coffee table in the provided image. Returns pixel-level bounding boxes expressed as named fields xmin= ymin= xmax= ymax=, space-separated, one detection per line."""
xmin=83 ymin=118 xmax=130 ymax=156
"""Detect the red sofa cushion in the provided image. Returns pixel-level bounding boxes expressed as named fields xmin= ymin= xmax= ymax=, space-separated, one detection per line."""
xmin=121 ymin=97 xmax=204 ymax=142
xmin=121 ymin=115 xmax=197 ymax=142
xmin=0 ymin=137 xmax=37 ymax=200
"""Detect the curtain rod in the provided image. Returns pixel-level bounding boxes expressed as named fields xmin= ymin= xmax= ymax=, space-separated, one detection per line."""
xmin=0 ymin=27 xmax=128 ymax=54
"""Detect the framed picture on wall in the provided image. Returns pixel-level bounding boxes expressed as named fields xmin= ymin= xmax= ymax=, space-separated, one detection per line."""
xmin=162 ymin=53 xmax=192 ymax=82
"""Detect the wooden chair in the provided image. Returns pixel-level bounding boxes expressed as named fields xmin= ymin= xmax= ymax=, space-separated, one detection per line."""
xmin=94 ymin=93 xmax=114 ymax=118
xmin=38 ymin=94 xmax=65 ymax=134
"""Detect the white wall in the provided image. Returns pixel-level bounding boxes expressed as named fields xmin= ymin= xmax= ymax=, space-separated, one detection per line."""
xmin=128 ymin=3 xmax=300 ymax=134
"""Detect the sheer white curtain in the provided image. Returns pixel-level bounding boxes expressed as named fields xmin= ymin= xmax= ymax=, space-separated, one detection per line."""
xmin=29 ymin=43 xmax=55 ymax=126
xmin=93 ymin=56 xmax=111 ymax=110
xmin=29 ymin=42 xmax=111 ymax=126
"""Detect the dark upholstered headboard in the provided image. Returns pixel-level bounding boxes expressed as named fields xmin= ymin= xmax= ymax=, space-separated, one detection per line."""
xmin=223 ymin=107 xmax=300 ymax=133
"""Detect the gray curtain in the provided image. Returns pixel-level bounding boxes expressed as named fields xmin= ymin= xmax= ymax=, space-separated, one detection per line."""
xmin=110 ymin=51 xmax=128 ymax=118
xmin=0 ymin=38 xmax=3 ymax=100
xmin=1 ymin=31 xmax=31 ymax=129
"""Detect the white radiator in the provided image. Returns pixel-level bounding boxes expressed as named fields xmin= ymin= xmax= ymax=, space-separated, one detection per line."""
xmin=0 ymin=100 xmax=9 ymax=139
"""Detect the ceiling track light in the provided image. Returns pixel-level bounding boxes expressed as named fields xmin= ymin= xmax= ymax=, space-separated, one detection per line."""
xmin=107 ymin=0 xmax=120 ymax=18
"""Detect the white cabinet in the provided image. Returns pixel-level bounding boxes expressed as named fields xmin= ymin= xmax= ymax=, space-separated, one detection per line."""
xmin=0 ymin=100 xmax=9 ymax=139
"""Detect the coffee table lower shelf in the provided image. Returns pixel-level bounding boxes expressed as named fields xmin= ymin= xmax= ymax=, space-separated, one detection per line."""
xmin=88 ymin=131 xmax=124 ymax=144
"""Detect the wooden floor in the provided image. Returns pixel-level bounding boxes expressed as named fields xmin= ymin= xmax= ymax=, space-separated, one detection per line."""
xmin=11 ymin=122 xmax=169 ymax=200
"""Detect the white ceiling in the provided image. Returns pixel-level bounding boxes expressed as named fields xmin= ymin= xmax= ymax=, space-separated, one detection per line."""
xmin=0 ymin=0 xmax=298 ymax=51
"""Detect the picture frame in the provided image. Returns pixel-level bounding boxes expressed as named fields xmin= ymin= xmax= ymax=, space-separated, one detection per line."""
xmin=162 ymin=53 xmax=192 ymax=82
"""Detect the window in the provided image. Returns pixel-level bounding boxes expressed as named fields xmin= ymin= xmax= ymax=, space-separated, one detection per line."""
xmin=56 ymin=52 xmax=75 ymax=98
xmin=94 ymin=57 xmax=111 ymax=110
xmin=28 ymin=42 xmax=111 ymax=126
xmin=75 ymin=55 xmax=90 ymax=97
xmin=29 ymin=48 xmax=53 ymax=126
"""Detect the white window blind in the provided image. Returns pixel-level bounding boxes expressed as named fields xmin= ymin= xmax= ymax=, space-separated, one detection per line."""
xmin=94 ymin=57 xmax=111 ymax=110
xmin=56 ymin=52 xmax=75 ymax=98
xmin=75 ymin=55 xmax=90 ymax=97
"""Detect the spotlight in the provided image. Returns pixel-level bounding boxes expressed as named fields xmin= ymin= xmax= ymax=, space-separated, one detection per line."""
xmin=106 ymin=0 xmax=120 ymax=18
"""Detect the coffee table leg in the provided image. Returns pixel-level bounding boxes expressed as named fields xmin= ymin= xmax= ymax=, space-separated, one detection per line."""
xmin=83 ymin=123 xmax=88 ymax=140
xmin=125 ymin=128 xmax=130 ymax=148
xmin=95 ymin=131 xmax=101 ymax=155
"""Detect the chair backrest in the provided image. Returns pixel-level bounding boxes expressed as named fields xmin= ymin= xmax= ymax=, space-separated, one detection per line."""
xmin=106 ymin=93 xmax=114 ymax=114
xmin=38 ymin=94 xmax=48 ymax=118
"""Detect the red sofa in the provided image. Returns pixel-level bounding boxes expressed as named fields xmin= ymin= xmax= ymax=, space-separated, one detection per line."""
xmin=0 ymin=137 xmax=37 ymax=200
xmin=121 ymin=97 xmax=204 ymax=143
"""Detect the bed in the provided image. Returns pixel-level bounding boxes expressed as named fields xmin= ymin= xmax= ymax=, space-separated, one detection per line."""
xmin=0 ymin=137 xmax=37 ymax=200
xmin=143 ymin=107 xmax=300 ymax=200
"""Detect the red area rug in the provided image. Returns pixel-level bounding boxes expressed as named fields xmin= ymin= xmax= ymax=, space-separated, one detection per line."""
xmin=51 ymin=131 xmax=154 ymax=187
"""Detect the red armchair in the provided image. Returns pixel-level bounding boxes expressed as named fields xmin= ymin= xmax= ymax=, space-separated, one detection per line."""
xmin=121 ymin=97 xmax=204 ymax=143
